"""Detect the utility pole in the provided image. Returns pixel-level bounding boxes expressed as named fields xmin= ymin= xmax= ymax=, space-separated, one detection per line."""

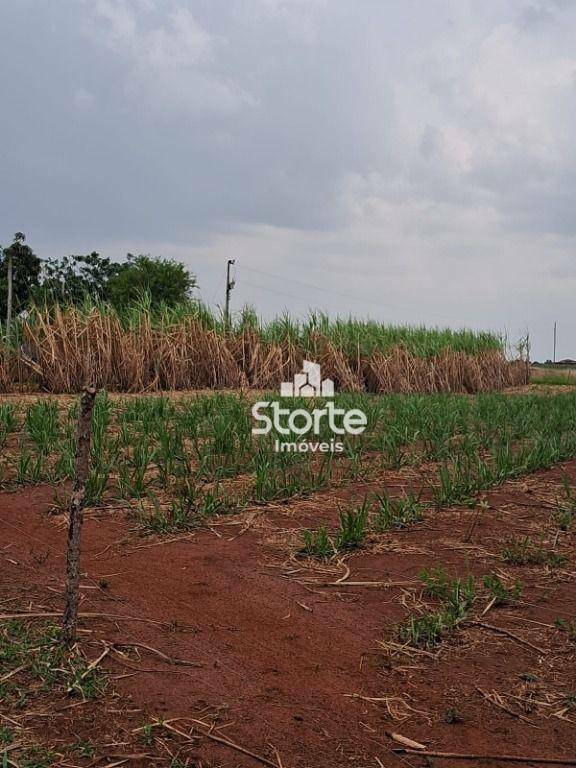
xmin=5 ymin=248 xmax=12 ymax=339
xmin=5 ymin=233 xmax=25 ymax=340
xmin=553 ymin=321 xmax=557 ymax=364
xmin=224 ymin=259 xmax=235 ymax=332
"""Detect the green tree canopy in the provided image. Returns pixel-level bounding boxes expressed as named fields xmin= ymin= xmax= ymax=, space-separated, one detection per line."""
xmin=107 ymin=254 xmax=196 ymax=308
xmin=1 ymin=237 xmax=197 ymax=314
xmin=36 ymin=252 xmax=122 ymax=305
xmin=0 ymin=233 xmax=42 ymax=319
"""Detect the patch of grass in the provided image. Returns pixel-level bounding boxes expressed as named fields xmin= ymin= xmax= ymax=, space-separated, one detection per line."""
xmin=398 ymin=569 xmax=477 ymax=649
xmin=70 ymin=741 xmax=95 ymax=759
xmin=501 ymin=537 xmax=567 ymax=568
xmin=420 ymin=566 xmax=453 ymax=601
xmin=533 ymin=375 xmax=576 ymax=386
xmin=136 ymin=485 xmax=234 ymax=535
xmin=0 ymin=620 xmax=106 ymax=703
xmin=299 ymin=498 xmax=369 ymax=559
xmin=373 ymin=489 xmax=423 ymax=531
xmin=18 ymin=746 xmax=57 ymax=768
xmin=335 ymin=499 xmax=369 ymax=550
xmin=0 ymin=742 xmax=58 ymax=768
xmin=420 ymin=568 xmax=476 ymax=618
xmin=483 ymin=573 xmax=522 ymax=606
xmin=555 ymin=617 xmax=576 ymax=642
xmin=141 ymin=722 xmax=155 ymax=747
xmin=300 ymin=526 xmax=334 ymax=560
xmin=0 ymin=404 xmax=17 ymax=451
xmin=552 ymin=476 xmax=576 ymax=531
xmin=137 ymin=493 xmax=198 ymax=534
xmin=398 ymin=610 xmax=451 ymax=649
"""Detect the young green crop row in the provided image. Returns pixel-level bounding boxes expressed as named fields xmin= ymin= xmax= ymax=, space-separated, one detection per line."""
xmin=1 ymin=390 xmax=576 ymax=524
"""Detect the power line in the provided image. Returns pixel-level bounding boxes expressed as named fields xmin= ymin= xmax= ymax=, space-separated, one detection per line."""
xmin=240 ymin=264 xmax=473 ymax=324
xmin=209 ymin=272 xmax=225 ymax=305
xmin=241 ymin=264 xmax=391 ymax=311
xmin=239 ymin=278 xmax=319 ymax=308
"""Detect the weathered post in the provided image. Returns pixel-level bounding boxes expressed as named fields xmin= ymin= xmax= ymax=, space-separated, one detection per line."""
xmin=62 ymin=386 xmax=97 ymax=646
xmin=5 ymin=248 xmax=12 ymax=339
xmin=224 ymin=259 xmax=235 ymax=333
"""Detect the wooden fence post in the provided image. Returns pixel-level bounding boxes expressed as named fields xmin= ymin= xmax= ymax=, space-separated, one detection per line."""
xmin=62 ymin=386 xmax=97 ymax=647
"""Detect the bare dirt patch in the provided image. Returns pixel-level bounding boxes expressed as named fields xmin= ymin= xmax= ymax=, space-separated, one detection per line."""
xmin=1 ymin=463 xmax=576 ymax=767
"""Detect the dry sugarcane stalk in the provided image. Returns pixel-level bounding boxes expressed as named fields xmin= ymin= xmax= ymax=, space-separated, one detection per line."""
xmin=7 ymin=305 xmax=527 ymax=393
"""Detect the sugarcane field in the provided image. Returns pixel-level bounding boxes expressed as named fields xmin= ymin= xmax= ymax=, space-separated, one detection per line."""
xmin=2 ymin=3 xmax=576 ymax=768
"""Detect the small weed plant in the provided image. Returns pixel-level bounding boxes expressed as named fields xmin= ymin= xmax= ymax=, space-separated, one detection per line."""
xmin=483 ymin=573 xmax=522 ymax=606
xmin=299 ymin=499 xmax=369 ymax=559
xmin=300 ymin=526 xmax=334 ymax=560
xmin=373 ymin=489 xmax=423 ymax=531
xmin=398 ymin=568 xmax=476 ymax=649
xmin=552 ymin=476 xmax=576 ymax=531
xmin=501 ymin=537 xmax=567 ymax=568
xmin=335 ymin=499 xmax=369 ymax=550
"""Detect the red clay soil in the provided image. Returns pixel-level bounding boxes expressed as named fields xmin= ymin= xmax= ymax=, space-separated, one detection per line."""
xmin=1 ymin=463 xmax=576 ymax=768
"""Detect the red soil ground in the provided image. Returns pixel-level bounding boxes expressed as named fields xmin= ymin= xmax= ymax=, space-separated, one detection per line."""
xmin=1 ymin=462 xmax=576 ymax=768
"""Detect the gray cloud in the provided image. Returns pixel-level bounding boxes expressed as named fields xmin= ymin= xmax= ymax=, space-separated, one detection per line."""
xmin=1 ymin=0 xmax=576 ymax=359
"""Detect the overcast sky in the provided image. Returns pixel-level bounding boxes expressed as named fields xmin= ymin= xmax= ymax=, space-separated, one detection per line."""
xmin=1 ymin=0 xmax=575 ymax=359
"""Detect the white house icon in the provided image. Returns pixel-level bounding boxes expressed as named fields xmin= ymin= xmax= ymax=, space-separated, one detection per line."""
xmin=280 ymin=360 xmax=335 ymax=398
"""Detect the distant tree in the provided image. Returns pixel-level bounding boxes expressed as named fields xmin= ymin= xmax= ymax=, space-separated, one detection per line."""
xmin=36 ymin=252 xmax=122 ymax=305
xmin=107 ymin=254 xmax=196 ymax=308
xmin=0 ymin=233 xmax=41 ymax=325
xmin=1 ymin=241 xmax=196 ymax=316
